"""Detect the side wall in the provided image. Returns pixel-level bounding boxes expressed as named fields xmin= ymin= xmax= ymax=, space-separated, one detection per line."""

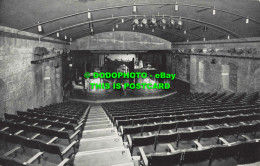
xmin=172 ymin=37 xmax=260 ymax=94
xmin=0 ymin=26 xmax=69 ymax=118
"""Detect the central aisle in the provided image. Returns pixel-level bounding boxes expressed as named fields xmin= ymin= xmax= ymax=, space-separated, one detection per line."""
xmin=74 ymin=105 xmax=134 ymax=166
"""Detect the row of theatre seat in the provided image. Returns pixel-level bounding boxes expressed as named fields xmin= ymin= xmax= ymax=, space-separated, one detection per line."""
xmin=0 ymin=102 xmax=90 ymax=166
xmin=102 ymin=92 xmax=260 ymax=166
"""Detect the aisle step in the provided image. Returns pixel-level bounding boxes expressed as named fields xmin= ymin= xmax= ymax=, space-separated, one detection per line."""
xmin=74 ymin=105 xmax=134 ymax=166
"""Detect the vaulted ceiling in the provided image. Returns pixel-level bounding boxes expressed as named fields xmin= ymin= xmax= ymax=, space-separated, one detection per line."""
xmin=1 ymin=0 xmax=260 ymax=43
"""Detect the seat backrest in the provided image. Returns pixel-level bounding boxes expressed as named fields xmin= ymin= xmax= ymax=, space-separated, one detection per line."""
xmin=124 ymin=126 xmax=142 ymax=135
xmin=148 ymin=152 xmax=182 ymax=166
xmin=132 ymin=135 xmax=156 ymax=147
xmin=200 ymin=128 xmax=220 ymax=138
xmin=40 ymin=143 xmax=61 ymax=155
xmin=157 ymin=133 xmax=178 ymax=143
xmin=183 ymin=147 xmax=213 ymax=163
xmin=142 ymin=124 xmax=160 ymax=132
xmin=0 ymin=156 xmax=27 ymax=166
xmin=179 ymin=131 xmax=201 ymax=141
xmin=160 ymin=122 xmax=177 ymax=130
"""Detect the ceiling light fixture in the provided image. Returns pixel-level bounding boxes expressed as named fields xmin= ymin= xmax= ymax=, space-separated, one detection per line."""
xmin=133 ymin=2 xmax=137 ymax=13
xmin=88 ymin=9 xmax=91 ymax=19
xmin=213 ymin=6 xmax=216 ymax=15
xmin=246 ymin=17 xmax=249 ymax=24
xmin=37 ymin=22 xmax=43 ymax=33
xmin=175 ymin=2 xmax=179 ymax=11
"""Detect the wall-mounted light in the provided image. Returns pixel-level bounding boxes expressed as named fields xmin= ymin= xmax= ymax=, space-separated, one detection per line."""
xmin=65 ymin=35 xmax=67 ymax=40
xmin=227 ymin=34 xmax=230 ymax=39
xmin=69 ymin=63 xmax=73 ymax=68
xmin=88 ymin=9 xmax=92 ymax=19
xmin=213 ymin=6 xmax=216 ymax=15
xmin=70 ymin=38 xmax=72 ymax=42
xmin=184 ymin=30 xmax=186 ymax=34
xmin=152 ymin=28 xmax=155 ymax=32
xmin=203 ymin=37 xmax=206 ymax=41
xmin=246 ymin=17 xmax=249 ymax=24
xmin=133 ymin=26 xmax=135 ymax=31
xmin=56 ymin=32 xmax=60 ymax=38
xmin=37 ymin=22 xmax=43 ymax=33
xmin=121 ymin=18 xmax=124 ymax=23
xmin=186 ymin=39 xmax=189 ymax=42
xmin=174 ymin=2 xmax=179 ymax=11
xmin=133 ymin=2 xmax=137 ymax=13
xmin=112 ymin=28 xmax=115 ymax=31
xmin=116 ymin=24 xmax=119 ymax=28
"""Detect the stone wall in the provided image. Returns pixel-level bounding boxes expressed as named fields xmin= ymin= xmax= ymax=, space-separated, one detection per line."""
xmin=172 ymin=37 xmax=260 ymax=93
xmin=0 ymin=26 xmax=69 ymax=118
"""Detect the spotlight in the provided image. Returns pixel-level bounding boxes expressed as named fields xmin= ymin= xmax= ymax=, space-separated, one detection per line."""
xmin=161 ymin=17 xmax=167 ymax=29
xmin=150 ymin=17 xmax=157 ymax=27
xmin=142 ymin=17 xmax=148 ymax=28
xmin=133 ymin=18 xmax=139 ymax=26
xmin=176 ymin=18 xmax=183 ymax=29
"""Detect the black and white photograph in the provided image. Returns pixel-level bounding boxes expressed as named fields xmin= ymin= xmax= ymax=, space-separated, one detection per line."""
xmin=0 ymin=0 xmax=260 ymax=166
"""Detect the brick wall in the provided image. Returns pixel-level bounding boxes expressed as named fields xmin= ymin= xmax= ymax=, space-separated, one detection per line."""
xmin=0 ymin=26 xmax=69 ymax=118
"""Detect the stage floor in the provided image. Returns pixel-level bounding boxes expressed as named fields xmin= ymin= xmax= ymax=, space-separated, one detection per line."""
xmin=71 ymin=88 xmax=176 ymax=102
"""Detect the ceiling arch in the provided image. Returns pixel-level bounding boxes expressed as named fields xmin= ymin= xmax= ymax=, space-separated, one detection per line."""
xmin=1 ymin=0 xmax=260 ymax=43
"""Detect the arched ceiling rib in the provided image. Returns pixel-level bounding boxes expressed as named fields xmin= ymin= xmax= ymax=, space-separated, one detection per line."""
xmin=1 ymin=0 xmax=260 ymax=43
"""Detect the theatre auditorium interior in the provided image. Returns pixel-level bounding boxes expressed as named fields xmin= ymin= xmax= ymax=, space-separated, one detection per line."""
xmin=1 ymin=0 xmax=260 ymax=166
